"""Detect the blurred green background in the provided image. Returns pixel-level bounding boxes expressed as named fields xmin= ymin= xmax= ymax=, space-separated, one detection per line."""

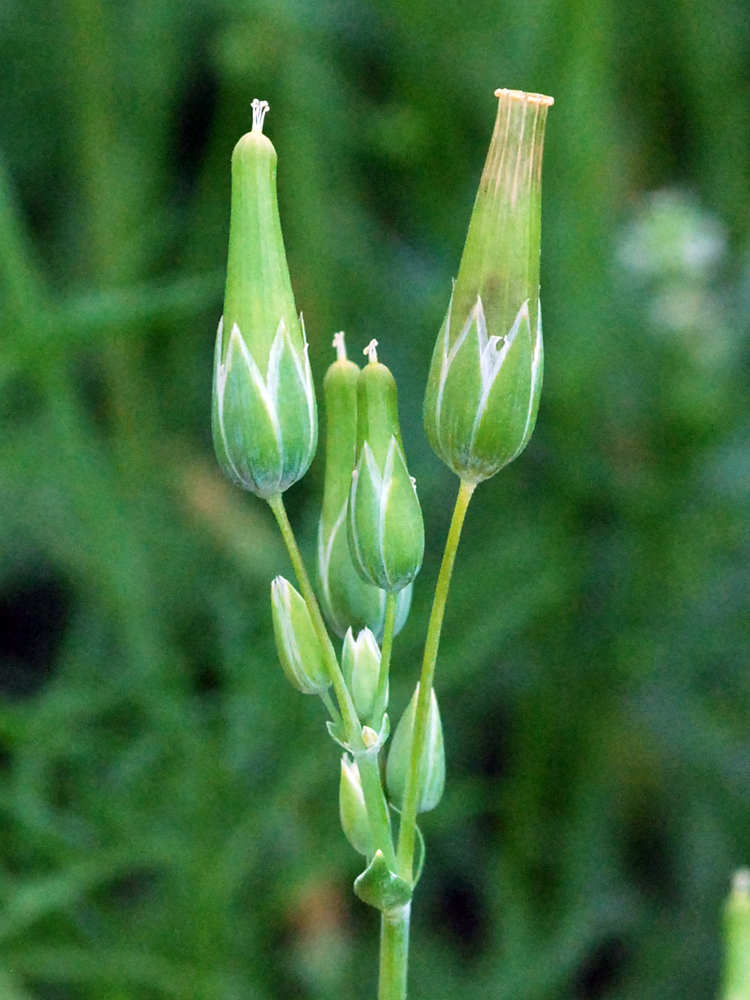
xmin=1 ymin=0 xmax=749 ymax=997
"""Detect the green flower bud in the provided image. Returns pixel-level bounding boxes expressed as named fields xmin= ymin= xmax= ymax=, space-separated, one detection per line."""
xmin=270 ymin=576 xmax=330 ymax=695
xmin=339 ymin=754 xmax=374 ymax=857
xmin=341 ymin=626 xmax=383 ymax=725
xmin=348 ymin=342 xmax=424 ymax=593
xmin=317 ymin=334 xmax=413 ymax=639
xmin=424 ymin=88 xmax=553 ymax=483
xmin=386 ymin=684 xmax=445 ymax=814
xmin=724 ymin=870 xmax=750 ymax=1000
xmin=213 ymin=99 xmax=317 ymax=498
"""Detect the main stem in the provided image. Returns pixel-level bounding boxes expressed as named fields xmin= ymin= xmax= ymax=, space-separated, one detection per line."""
xmin=378 ymin=903 xmax=411 ymax=1000
xmin=396 ymin=479 xmax=476 ymax=882
xmin=267 ymin=493 xmax=396 ymax=870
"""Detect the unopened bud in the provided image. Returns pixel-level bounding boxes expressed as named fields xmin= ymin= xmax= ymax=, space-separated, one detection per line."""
xmin=424 ymin=88 xmax=553 ymax=483
xmin=342 ymin=627 xmax=383 ymax=725
xmin=386 ymin=684 xmax=445 ymax=814
xmin=317 ymin=333 xmax=412 ymax=638
xmin=348 ymin=345 xmax=424 ymax=592
xmin=212 ymin=100 xmax=317 ymax=498
xmin=339 ymin=754 xmax=374 ymax=857
xmin=270 ymin=576 xmax=330 ymax=695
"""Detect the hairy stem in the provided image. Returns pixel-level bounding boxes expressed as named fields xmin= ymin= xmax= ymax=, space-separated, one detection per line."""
xmin=396 ymin=479 xmax=476 ymax=882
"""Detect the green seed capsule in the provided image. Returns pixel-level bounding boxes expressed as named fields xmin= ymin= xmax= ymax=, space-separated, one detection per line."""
xmin=339 ymin=754 xmax=374 ymax=857
xmin=348 ymin=342 xmax=424 ymax=593
xmin=212 ymin=99 xmax=317 ymax=498
xmin=317 ymin=333 xmax=412 ymax=638
xmin=424 ymin=88 xmax=553 ymax=483
xmin=386 ymin=684 xmax=445 ymax=814
xmin=270 ymin=576 xmax=330 ymax=696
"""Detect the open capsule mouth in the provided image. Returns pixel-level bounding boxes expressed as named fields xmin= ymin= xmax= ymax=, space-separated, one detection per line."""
xmin=494 ymin=88 xmax=554 ymax=106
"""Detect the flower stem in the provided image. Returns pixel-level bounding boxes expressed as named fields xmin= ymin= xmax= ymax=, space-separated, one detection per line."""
xmin=396 ymin=479 xmax=476 ymax=883
xmin=378 ymin=903 xmax=411 ymax=1000
xmin=267 ymin=493 xmax=396 ymax=869
xmin=374 ymin=591 xmax=397 ymax=727
xmin=268 ymin=493 xmax=356 ymax=727
xmin=320 ymin=687 xmax=343 ymax=728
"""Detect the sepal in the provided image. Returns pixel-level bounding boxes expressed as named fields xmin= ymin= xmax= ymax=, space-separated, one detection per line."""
xmin=339 ymin=755 xmax=374 ymax=857
xmin=348 ymin=437 xmax=424 ymax=592
xmin=386 ymin=685 xmax=445 ymax=813
xmin=213 ymin=317 xmax=317 ymax=497
xmin=354 ymin=849 xmax=412 ymax=912
xmin=317 ymin=505 xmax=413 ymax=640
xmin=325 ymin=713 xmax=389 ymax=756
xmin=424 ymin=296 xmax=542 ymax=481
xmin=270 ymin=576 xmax=330 ymax=695
xmin=342 ymin=627 xmax=383 ymax=725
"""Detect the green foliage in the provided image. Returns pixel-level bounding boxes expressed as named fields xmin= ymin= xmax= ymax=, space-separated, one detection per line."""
xmin=1 ymin=1 xmax=749 ymax=999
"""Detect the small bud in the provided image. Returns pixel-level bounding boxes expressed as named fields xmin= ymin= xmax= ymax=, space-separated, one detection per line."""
xmin=386 ymin=684 xmax=445 ymax=814
xmin=424 ymin=88 xmax=553 ymax=483
xmin=361 ymin=725 xmax=380 ymax=749
xmin=348 ymin=345 xmax=424 ymax=592
xmin=213 ymin=100 xmax=317 ymax=498
xmin=270 ymin=576 xmax=330 ymax=695
xmin=342 ymin=627 xmax=383 ymax=725
xmin=317 ymin=334 xmax=413 ymax=639
xmin=339 ymin=754 xmax=374 ymax=857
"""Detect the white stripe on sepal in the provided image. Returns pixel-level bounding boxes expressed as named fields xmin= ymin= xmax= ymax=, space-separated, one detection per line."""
xmin=469 ymin=298 xmax=530 ymax=452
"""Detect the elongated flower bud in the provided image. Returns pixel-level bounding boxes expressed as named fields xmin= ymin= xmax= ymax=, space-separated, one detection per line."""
xmin=386 ymin=684 xmax=445 ymax=814
xmin=270 ymin=576 xmax=330 ymax=695
xmin=341 ymin=626 xmax=382 ymax=725
xmin=339 ymin=755 xmax=374 ymax=857
xmin=317 ymin=333 xmax=412 ymax=639
xmin=348 ymin=342 xmax=424 ymax=593
xmin=213 ymin=99 xmax=317 ymax=498
xmin=424 ymin=88 xmax=553 ymax=483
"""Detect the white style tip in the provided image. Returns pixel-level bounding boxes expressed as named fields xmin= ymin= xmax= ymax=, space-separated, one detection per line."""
xmin=332 ymin=331 xmax=347 ymax=362
xmin=251 ymin=98 xmax=270 ymax=132
xmin=364 ymin=339 xmax=379 ymax=364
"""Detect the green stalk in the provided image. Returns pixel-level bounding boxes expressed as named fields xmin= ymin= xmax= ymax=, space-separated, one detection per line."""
xmin=267 ymin=493 xmax=396 ymax=870
xmin=269 ymin=493 xmax=355 ymax=725
xmin=320 ymin=687 xmax=343 ymax=729
xmin=358 ymin=756 xmax=397 ymax=872
xmin=396 ymin=479 xmax=476 ymax=882
xmin=374 ymin=591 xmax=397 ymax=727
xmin=724 ymin=870 xmax=750 ymax=1000
xmin=378 ymin=903 xmax=411 ymax=1000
